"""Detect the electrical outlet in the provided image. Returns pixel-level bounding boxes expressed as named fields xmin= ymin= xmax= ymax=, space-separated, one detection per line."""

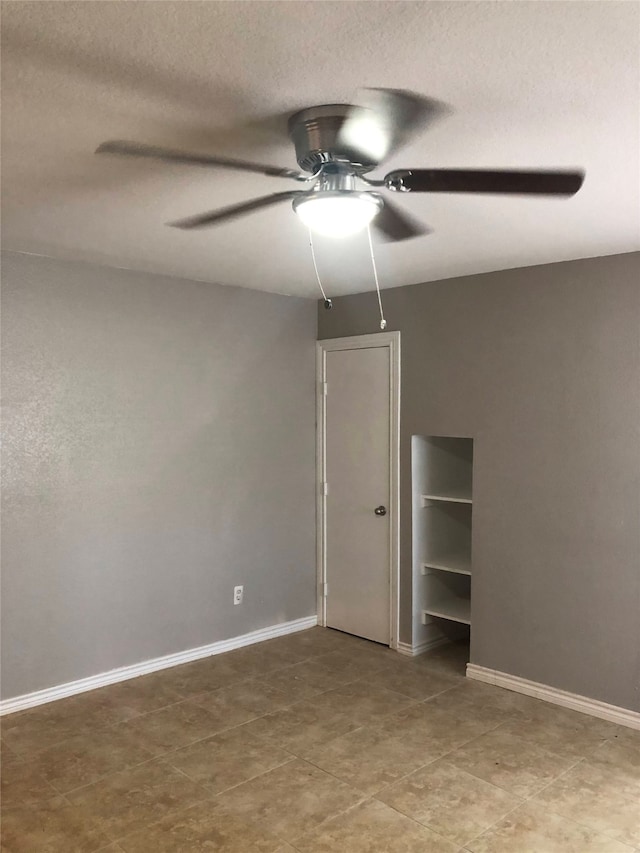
xmin=233 ymin=585 xmax=243 ymax=606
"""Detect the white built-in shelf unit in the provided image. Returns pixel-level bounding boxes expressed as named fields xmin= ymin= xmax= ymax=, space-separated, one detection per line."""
xmin=412 ymin=435 xmax=473 ymax=630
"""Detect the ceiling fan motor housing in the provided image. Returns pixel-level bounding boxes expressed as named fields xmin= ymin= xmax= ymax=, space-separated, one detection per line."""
xmin=287 ymin=104 xmax=377 ymax=173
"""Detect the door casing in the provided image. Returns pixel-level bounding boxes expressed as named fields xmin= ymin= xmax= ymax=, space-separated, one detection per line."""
xmin=316 ymin=332 xmax=401 ymax=649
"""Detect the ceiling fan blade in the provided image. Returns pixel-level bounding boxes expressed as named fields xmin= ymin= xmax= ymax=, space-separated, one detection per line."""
xmin=96 ymin=140 xmax=306 ymax=180
xmin=372 ymin=197 xmax=430 ymax=242
xmin=169 ymin=191 xmax=305 ymax=229
xmin=338 ymin=89 xmax=450 ymax=167
xmin=385 ymin=168 xmax=584 ymax=196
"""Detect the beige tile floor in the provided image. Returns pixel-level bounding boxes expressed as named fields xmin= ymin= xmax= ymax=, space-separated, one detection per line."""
xmin=1 ymin=628 xmax=639 ymax=852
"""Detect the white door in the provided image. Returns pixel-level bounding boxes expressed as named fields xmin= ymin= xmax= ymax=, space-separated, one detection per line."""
xmin=324 ymin=346 xmax=391 ymax=644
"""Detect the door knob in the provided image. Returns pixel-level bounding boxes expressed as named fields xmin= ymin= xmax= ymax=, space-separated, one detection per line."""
xmin=374 ymin=505 xmax=387 ymax=516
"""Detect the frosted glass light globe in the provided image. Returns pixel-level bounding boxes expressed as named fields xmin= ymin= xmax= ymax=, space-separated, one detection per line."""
xmin=293 ymin=192 xmax=381 ymax=238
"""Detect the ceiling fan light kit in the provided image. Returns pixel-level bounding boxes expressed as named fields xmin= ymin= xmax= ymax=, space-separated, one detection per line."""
xmin=96 ymin=88 xmax=585 ymax=242
xmin=293 ymin=192 xmax=382 ymax=238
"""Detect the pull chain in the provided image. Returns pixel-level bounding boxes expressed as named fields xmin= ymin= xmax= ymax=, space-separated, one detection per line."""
xmin=367 ymin=225 xmax=387 ymax=330
xmin=308 ymin=229 xmax=332 ymax=309
xmin=309 ymin=225 xmax=386 ymax=324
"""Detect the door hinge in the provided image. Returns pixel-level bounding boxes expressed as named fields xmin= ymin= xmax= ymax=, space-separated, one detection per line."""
xmin=321 ymin=482 xmax=329 ymax=496
xmin=321 ymin=381 xmax=328 ymax=396
xmin=322 ymin=583 xmax=328 ymax=597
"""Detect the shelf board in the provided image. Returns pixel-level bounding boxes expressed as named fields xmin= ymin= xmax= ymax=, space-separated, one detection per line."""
xmin=423 ymin=597 xmax=471 ymax=626
xmin=421 ymin=488 xmax=472 ymax=506
xmin=422 ymin=554 xmax=471 ymax=576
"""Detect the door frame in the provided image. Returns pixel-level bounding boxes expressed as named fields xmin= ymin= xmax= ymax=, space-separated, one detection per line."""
xmin=316 ymin=331 xmax=401 ymax=649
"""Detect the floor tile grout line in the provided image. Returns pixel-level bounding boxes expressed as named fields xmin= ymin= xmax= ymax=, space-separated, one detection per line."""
xmin=37 ymin=652 xmax=636 ymax=849
xmin=5 ymin=642 xmax=380 ymax=738
xmin=0 ymin=635 xmax=428 ymax=743
xmin=516 ymin=796 xmax=639 ymax=850
xmin=39 ymin=704 xmax=306 ymax=798
xmin=4 ymin=681 xmax=510 ymax=803
xmin=458 ymin=717 xmax=592 ymax=764
xmin=10 ymin=634 xmax=636 ymax=851
xmin=428 ymin=722 xmax=592 ymax=801
xmin=8 ymin=704 xmax=460 ymax=772
xmin=160 ymin=751 xmax=296 ymax=800
xmin=284 ymin=715 xmax=515 ymax=832
xmin=34 ymin=704 xmax=277 ymax=795
xmin=368 ymin=751 xmax=528 ymax=848
xmin=377 ymin=793 xmax=480 ymax=849
xmin=419 ymin=684 xmax=468 ymax=703
xmin=376 ymin=752 xmax=528 ymax=803
xmin=0 ymin=772 xmax=79 ymax=814
xmin=51 ymin=754 xmax=167 ymax=799
xmin=27 ymin=671 xmax=415 ymax=798
xmin=440 ymin=742 xmax=612 ymax=849
xmin=0 ymin=640 xmax=327 ymax=727
xmin=440 ymin=756 xmax=552 ymax=801
xmin=283 ymin=731 xmax=385 ymax=792
xmin=1 ymin=687 xmax=228 ymax=755
xmin=287 ymin=792 xmax=379 ymax=848
xmin=115 ymin=749 xmax=367 ymax=851
xmin=109 ymin=786 xmax=298 ymax=853
xmin=4 ymin=667 xmax=364 ymax=766
xmin=458 ymin=796 xmax=531 ymax=851
xmin=519 ymin=755 xmax=640 ymax=846
xmin=72 ymin=726 xmax=304 ymax=847
xmin=101 ymin=782 xmax=220 ymax=848
xmin=522 ymin=755 xmax=586 ymax=803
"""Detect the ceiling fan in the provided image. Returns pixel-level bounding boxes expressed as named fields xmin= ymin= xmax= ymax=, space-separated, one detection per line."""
xmin=96 ymin=89 xmax=585 ymax=242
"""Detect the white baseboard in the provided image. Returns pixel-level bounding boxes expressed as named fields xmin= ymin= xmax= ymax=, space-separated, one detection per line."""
xmin=397 ymin=636 xmax=451 ymax=657
xmin=466 ymin=663 xmax=640 ymax=731
xmin=0 ymin=615 xmax=318 ymax=716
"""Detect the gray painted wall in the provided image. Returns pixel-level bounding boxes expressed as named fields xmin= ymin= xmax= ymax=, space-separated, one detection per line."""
xmin=319 ymin=252 xmax=640 ymax=712
xmin=1 ymin=252 xmax=317 ymax=699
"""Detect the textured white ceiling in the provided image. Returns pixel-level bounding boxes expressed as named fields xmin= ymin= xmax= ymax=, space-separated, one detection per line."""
xmin=2 ymin=1 xmax=639 ymax=297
